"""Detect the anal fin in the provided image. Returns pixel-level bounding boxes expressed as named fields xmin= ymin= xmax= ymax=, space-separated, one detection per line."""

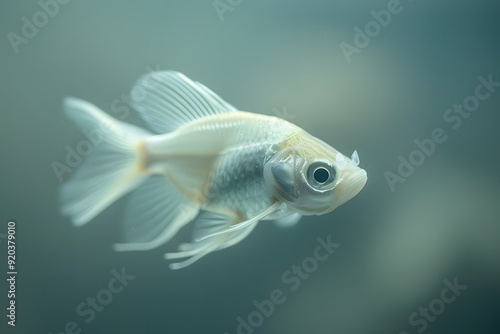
xmin=274 ymin=212 xmax=302 ymax=228
xmin=113 ymin=176 xmax=199 ymax=252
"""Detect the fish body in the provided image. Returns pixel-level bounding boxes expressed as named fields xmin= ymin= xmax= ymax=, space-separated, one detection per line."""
xmin=61 ymin=71 xmax=367 ymax=269
xmin=145 ymin=111 xmax=295 ymax=218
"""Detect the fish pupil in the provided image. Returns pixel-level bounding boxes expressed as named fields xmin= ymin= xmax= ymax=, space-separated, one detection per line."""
xmin=313 ymin=167 xmax=329 ymax=183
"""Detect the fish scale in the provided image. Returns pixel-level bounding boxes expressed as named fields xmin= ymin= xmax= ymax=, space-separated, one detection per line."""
xmin=186 ymin=113 xmax=294 ymax=217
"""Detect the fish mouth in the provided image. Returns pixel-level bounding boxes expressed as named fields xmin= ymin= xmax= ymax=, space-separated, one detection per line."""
xmin=341 ymin=170 xmax=367 ymax=204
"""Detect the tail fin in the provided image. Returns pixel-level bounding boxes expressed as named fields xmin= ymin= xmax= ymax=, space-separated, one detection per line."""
xmin=60 ymin=97 xmax=151 ymax=226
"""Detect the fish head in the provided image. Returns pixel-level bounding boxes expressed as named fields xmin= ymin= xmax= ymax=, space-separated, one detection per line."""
xmin=264 ymin=133 xmax=367 ymax=216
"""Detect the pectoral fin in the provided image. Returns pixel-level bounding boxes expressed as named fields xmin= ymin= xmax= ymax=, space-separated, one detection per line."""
xmin=195 ymin=202 xmax=284 ymax=242
xmin=164 ymin=210 xmax=258 ymax=270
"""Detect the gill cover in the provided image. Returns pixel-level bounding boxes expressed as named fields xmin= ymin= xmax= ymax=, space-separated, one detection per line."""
xmin=264 ymin=147 xmax=301 ymax=203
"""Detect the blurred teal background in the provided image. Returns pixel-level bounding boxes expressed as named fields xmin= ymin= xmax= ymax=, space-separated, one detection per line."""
xmin=1 ymin=0 xmax=499 ymax=333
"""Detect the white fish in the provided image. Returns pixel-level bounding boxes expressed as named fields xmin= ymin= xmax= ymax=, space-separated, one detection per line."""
xmin=61 ymin=71 xmax=367 ymax=269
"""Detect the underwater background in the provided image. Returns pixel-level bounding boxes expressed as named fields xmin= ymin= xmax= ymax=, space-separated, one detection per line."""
xmin=1 ymin=0 xmax=499 ymax=333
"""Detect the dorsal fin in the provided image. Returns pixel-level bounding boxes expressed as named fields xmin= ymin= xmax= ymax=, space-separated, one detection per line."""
xmin=130 ymin=71 xmax=237 ymax=133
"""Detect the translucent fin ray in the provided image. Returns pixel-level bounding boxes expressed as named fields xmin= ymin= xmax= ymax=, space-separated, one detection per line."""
xmin=131 ymin=71 xmax=236 ymax=133
xmin=195 ymin=202 xmax=283 ymax=242
xmin=117 ymin=176 xmax=196 ymax=245
xmin=60 ymin=97 xmax=150 ymax=226
xmin=114 ymin=200 xmax=199 ymax=252
xmin=165 ymin=210 xmax=257 ymax=270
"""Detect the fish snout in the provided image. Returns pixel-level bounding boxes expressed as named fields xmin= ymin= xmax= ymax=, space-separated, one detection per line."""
xmin=349 ymin=169 xmax=367 ymax=198
xmin=338 ymin=169 xmax=367 ymax=205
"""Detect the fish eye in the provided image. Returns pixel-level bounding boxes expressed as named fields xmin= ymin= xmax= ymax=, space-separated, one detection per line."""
xmin=313 ymin=167 xmax=329 ymax=183
xmin=306 ymin=161 xmax=336 ymax=189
